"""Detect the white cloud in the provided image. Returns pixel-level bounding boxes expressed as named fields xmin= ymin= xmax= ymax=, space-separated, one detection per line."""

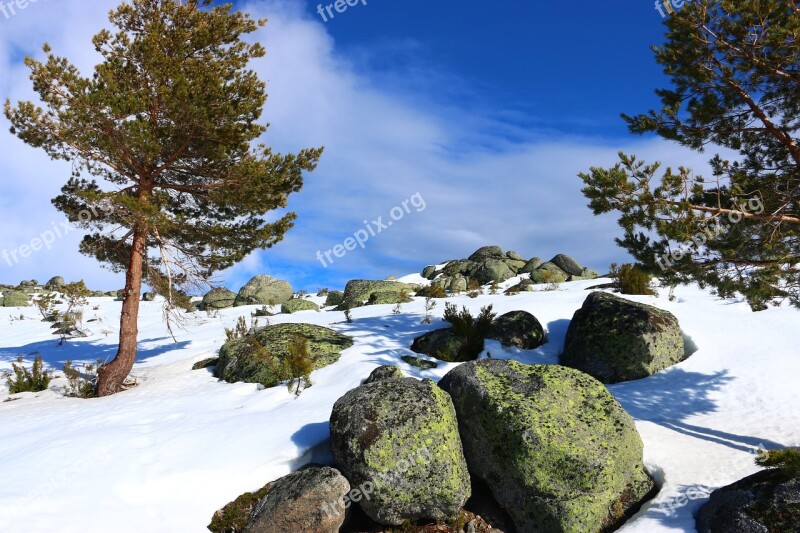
xmin=0 ymin=0 xmax=724 ymax=292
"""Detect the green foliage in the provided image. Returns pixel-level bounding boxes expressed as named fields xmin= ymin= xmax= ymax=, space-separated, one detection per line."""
xmin=284 ymin=333 xmax=313 ymax=395
xmin=417 ymin=284 xmax=447 ymax=298
xmin=225 ymin=316 xmax=249 ymax=341
xmin=4 ymin=355 xmax=54 ymax=394
xmin=441 ymin=303 xmax=496 ymax=362
xmin=208 ymin=484 xmax=271 ymax=533
xmin=466 ymin=278 xmax=482 ymax=292
xmin=63 ymin=360 xmax=100 ymax=398
xmin=610 ymin=263 xmax=655 ymax=296
xmin=756 ymin=447 xmax=800 ymax=478
xmin=61 ymin=281 xmax=91 ymax=311
xmin=33 ymin=292 xmax=59 ymax=322
xmin=489 ymin=281 xmax=499 ymax=295
xmin=421 ymin=296 xmax=437 ymax=325
xmin=579 ymin=1 xmax=800 ymax=310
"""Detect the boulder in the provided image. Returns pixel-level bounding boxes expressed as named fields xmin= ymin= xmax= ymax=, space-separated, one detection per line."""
xmin=506 ymin=250 xmax=525 ymax=261
xmin=336 ymin=280 xmax=413 ymax=310
xmin=410 ymin=328 xmax=462 ymax=362
xmin=471 ymin=259 xmax=517 ymax=284
xmin=323 ymin=290 xmax=344 ymax=308
xmin=519 ymin=257 xmax=544 ymax=274
xmin=421 ymin=265 xmax=438 ymax=280
xmin=1 ymin=290 xmax=30 ymax=307
xmin=281 ymin=298 xmax=320 ymax=314
xmin=439 ymin=359 xmax=654 ymax=532
xmin=44 ymin=276 xmax=65 ymax=291
xmin=202 ymin=287 xmax=237 ymax=310
xmin=486 ymin=310 xmax=545 ymax=349
xmin=530 ymin=262 xmax=568 ymax=284
xmin=549 ymin=254 xmax=586 ymax=277
xmin=209 ymin=465 xmax=350 ymax=533
xmin=400 ymin=355 xmax=439 ymax=370
xmin=468 ymin=246 xmax=505 ymax=262
xmin=448 ymin=275 xmax=468 ymax=293
xmin=215 ymin=323 xmax=353 ymax=388
xmin=234 ymin=275 xmax=294 ymax=307
xmin=697 ymin=468 xmax=800 ymax=533
xmin=329 ymin=378 xmax=471 ymax=525
xmin=363 ymin=365 xmax=404 ymax=384
xmin=561 ymin=291 xmax=686 ymax=383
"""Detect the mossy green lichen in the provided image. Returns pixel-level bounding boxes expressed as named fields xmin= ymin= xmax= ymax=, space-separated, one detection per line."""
xmin=329 ymin=378 xmax=471 ymax=525
xmin=562 ymin=291 xmax=685 ymax=383
xmin=215 ymin=323 xmax=352 ymax=388
xmin=440 ymin=359 xmax=654 ymax=532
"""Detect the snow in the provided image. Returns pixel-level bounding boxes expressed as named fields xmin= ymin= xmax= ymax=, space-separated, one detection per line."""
xmin=1 ymin=279 xmax=798 ymax=532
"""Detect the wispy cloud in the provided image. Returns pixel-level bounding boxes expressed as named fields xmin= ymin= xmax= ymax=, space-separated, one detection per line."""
xmin=0 ymin=0 xmax=717 ymax=292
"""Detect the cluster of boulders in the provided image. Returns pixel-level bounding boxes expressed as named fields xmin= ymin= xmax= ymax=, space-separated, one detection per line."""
xmin=0 ymin=276 xmax=115 ymax=307
xmin=421 ymin=246 xmax=599 ymax=291
xmin=213 ymin=359 xmax=655 ymax=532
xmin=411 ymin=309 xmax=545 ymax=363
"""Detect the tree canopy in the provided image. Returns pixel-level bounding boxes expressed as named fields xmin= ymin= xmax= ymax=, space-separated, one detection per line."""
xmin=5 ymin=0 xmax=322 ymax=394
xmin=580 ymin=0 xmax=800 ymax=310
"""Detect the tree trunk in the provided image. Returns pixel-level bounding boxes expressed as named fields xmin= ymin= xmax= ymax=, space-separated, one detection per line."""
xmin=97 ymin=224 xmax=147 ymax=396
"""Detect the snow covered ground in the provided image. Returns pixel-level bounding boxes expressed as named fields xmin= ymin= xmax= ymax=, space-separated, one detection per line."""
xmin=1 ymin=276 xmax=798 ymax=532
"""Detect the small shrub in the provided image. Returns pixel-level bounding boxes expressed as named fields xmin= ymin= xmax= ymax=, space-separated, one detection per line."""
xmin=344 ymin=307 xmax=353 ymax=323
xmin=33 ymin=292 xmax=59 ymax=322
xmin=417 ymin=284 xmax=446 ymax=298
xmin=4 ymin=355 xmax=54 ymax=394
xmin=756 ymin=447 xmax=800 ymax=477
xmin=284 ymin=334 xmax=313 ymax=395
xmin=611 ymin=263 xmax=655 ymax=295
xmin=251 ymin=305 xmax=273 ymax=318
xmin=317 ymin=288 xmax=329 ymax=296
xmin=225 ymin=316 xmax=249 ymax=341
xmin=489 ymin=281 xmax=499 ymax=294
xmin=63 ymin=360 xmax=99 ymax=398
xmin=421 ymin=297 xmax=437 ymax=324
xmin=466 ymin=278 xmax=482 ymax=292
xmin=441 ymin=303 xmax=496 ymax=362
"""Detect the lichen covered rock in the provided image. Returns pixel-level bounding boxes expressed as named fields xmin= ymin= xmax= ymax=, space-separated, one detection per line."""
xmin=410 ymin=328 xmax=461 ymax=362
xmin=215 ymin=323 xmax=353 ymax=388
xmin=281 ymin=298 xmax=320 ymax=314
xmin=329 ymin=378 xmax=471 ymax=525
xmin=336 ymin=280 xmax=413 ymax=310
xmin=363 ymin=365 xmax=404 ymax=384
xmin=210 ymin=465 xmax=350 ymax=533
xmin=486 ymin=310 xmax=545 ymax=350
xmin=202 ymin=287 xmax=237 ymax=310
xmin=561 ymin=291 xmax=686 ymax=383
xmin=696 ymin=468 xmax=800 ymax=533
xmin=1 ymin=290 xmax=30 ymax=307
xmin=234 ymin=275 xmax=294 ymax=307
xmin=439 ymin=359 xmax=654 ymax=533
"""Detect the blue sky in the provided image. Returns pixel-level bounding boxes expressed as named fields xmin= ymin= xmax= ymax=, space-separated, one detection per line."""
xmin=0 ymin=0 xmax=712 ymax=293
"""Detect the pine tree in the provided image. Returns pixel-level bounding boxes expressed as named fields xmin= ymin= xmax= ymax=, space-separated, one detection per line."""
xmin=4 ymin=0 xmax=322 ymax=395
xmin=579 ymin=0 xmax=800 ymax=310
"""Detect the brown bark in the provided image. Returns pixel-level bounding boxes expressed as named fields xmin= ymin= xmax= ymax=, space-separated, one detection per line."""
xmin=97 ymin=223 xmax=147 ymax=396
